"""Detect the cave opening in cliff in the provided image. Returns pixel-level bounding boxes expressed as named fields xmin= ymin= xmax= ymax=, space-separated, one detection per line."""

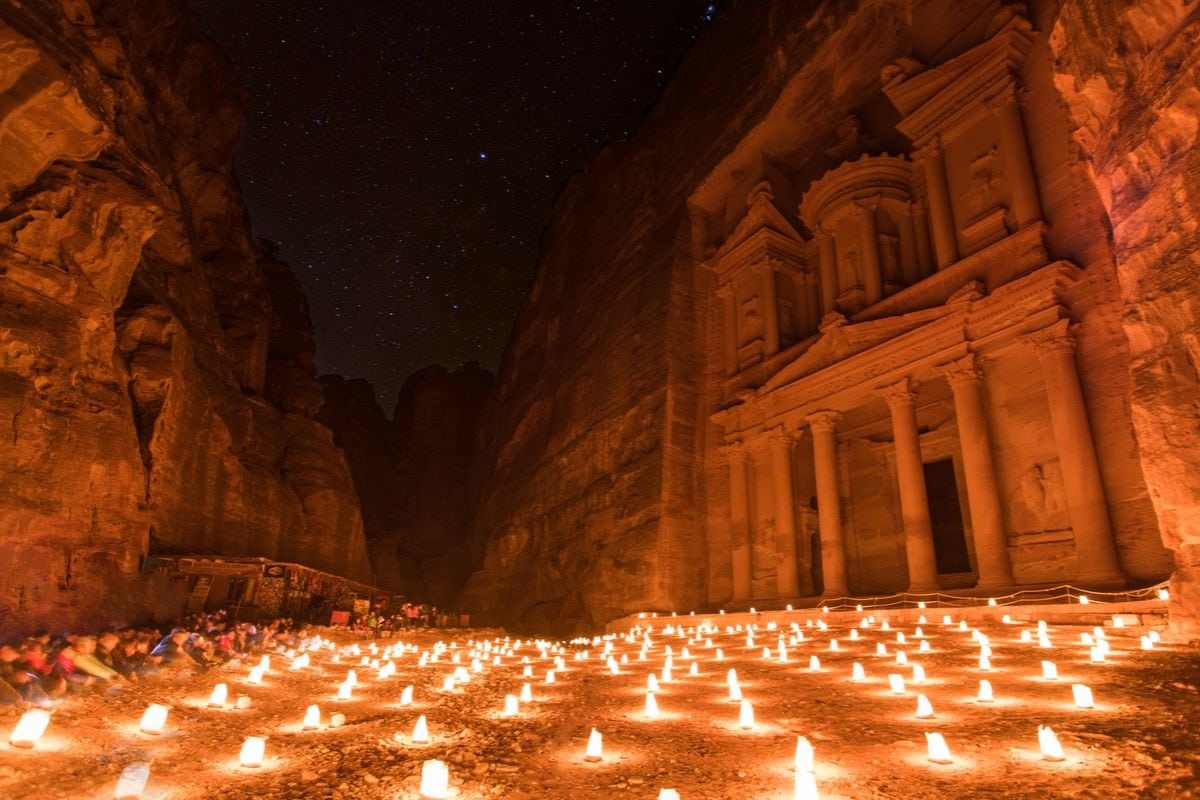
xmin=3 ymin=0 xmax=1200 ymax=797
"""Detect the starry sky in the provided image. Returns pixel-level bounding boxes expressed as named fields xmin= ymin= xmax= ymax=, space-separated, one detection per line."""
xmin=191 ymin=0 xmax=719 ymax=411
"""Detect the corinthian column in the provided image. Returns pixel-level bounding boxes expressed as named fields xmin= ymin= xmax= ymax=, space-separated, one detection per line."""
xmin=915 ymin=139 xmax=958 ymax=269
xmin=856 ymin=198 xmax=884 ymax=306
xmin=717 ymin=284 xmax=738 ymax=375
xmin=768 ymin=428 xmax=800 ymax=599
xmin=940 ymin=354 xmax=1014 ymax=588
xmin=1025 ymin=321 xmax=1125 ymax=584
xmin=721 ymin=442 xmax=754 ymax=600
xmin=807 ymin=411 xmax=848 ymax=597
xmin=880 ymin=378 xmax=940 ymax=592
xmin=816 ymin=231 xmax=838 ymax=315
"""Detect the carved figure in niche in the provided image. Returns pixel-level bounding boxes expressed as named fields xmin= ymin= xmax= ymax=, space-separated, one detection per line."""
xmin=840 ymin=246 xmax=862 ymax=289
xmin=878 ymin=233 xmax=901 ymax=285
xmin=1008 ymin=460 xmax=1070 ymax=535
xmin=779 ymin=299 xmax=794 ymax=339
xmin=740 ymin=295 xmax=764 ymax=345
xmin=965 ymin=146 xmax=1003 ymax=219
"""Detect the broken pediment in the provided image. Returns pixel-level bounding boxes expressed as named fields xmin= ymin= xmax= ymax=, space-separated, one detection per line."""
xmin=760 ymin=304 xmax=954 ymax=392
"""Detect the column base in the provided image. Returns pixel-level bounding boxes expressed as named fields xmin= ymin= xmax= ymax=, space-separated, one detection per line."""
xmin=974 ymin=577 xmax=1016 ymax=591
xmin=906 ymin=582 xmax=941 ymax=593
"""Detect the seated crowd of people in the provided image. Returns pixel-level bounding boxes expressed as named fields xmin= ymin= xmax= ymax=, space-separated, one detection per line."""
xmin=0 ymin=611 xmax=320 ymax=707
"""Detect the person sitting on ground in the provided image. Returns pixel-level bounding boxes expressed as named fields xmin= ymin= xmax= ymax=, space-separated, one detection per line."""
xmin=151 ymin=628 xmax=200 ymax=668
xmin=69 ymin=636 xmax=123 ymax=683
xmin=0 ymin=644 xmax=50 ymax=706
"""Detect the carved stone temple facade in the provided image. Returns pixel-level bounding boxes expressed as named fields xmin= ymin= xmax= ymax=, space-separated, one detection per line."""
xmin=695 ymin=9 xmax=1172 ymax=604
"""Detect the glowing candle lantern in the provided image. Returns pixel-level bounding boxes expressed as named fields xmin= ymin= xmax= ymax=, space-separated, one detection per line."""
xmin=1111 ymin=615 xmax=1125 ymax=629
xmin=738 ymin=699 xmax=755 ymax=730
xmin=876 ymin=643 xmax=888 ymax=657
xmin=502 ymin=694 xmax=519 ymax=717
xmin=881 ymin=620 xmax=891 ymax=632
xmin=1078 ymin=595 xmax=1089 ymax=605
xmin=919 ymin=640 xmax=931 ymax=653
xmin=849 ymin=629 xmax=860 ymax=641
xmin=958 ymin=621 xmax=969 ymax=632
xmin=401 ymin=685 xmax=414 ymax=706
xmin=795 ymin=735 xmax=815 ymax=772
xmin=257 ymin=655 xmax=271 ymax=672
xmin=941 ymin=615 xmax=953 ymax=625
xmin=236 ymin=695 xmax=251 ymax=709
xmin=140 ymin=704 xmax=169 ymax=734
xmin=1038 ymin=634 xmax=1053 ymax=649
xmin=762 ymin=647 xmax=772 ymax=660
xmin=977 ymin=679 xmax=994 ymax=703
xmin=440 ymin=675 xmax=456 ymax=693
xmin=411 ymin=714 xmax=430 ymax=743
xmin=546 ymin=669 xmax=556 ymax=684
xmin=988 ymin=597 xmax=997 ymax=606
xmin=727 ymin=669 xmax=742 ymax=702
xmin=9 ymin=709 xmax=50 ymax=748
xmin=1038 ymin=725 xmax=1064 ymax=762
xmin=888 ymin=674 xmax=906 ymax=695
xmin=829 ymin=639 xmax=839 ymax=652
xmin=247 ymin=665 xmax=265 ymax=685
xmin=1140 ymin=636 xmax=1154 ymax=650
xmin=659 ymin=790 xmax=681 ymax=800
xmin=337 ymin=681 xmax=354 ymax=701
xmin=979 ymin=654 xmax=991 ymax=672
xmin=896 ymin=651 xmax=908 ymax=666
xmin=1072 ymin=684 xmax=1094 ymax=709
xmin=715 ymin=648 xmax=725 ymax=661
xmin=454 ymin=666 xmax=470 ymax=683
xmin=925 ymin=732 xmax=952 ymax=764
xmin=523 ymin=665 xmax=533 ymax=678
xmin=1081 ymin=633 xmax=1093 ymax=646
xmin=113 ymin=763 xmax=150 ymax=799
xmin=645 ymin=693 xmax=660 ymax=719
xmin=1089 ymin=646 xmax=1106 ymax=663
xmin=302 ymin=704 xmax=321 ymax=730
xmin=794 ymin=771 xmax=819 ymax=800
xmin=419 ymin=759 xmax=449 ymax=798
xmin=1020 ymin=630 xmax=1032 ymax=643
xmin=1149 ymin=630 xmax=1161 ymax=643
xmin=896 ymin=632 xmax=906 ymax=645
xmin=239 ymin=736 xmax=265 ymax=768
xmin=1159 ymin=588 xmax=1170 ymax=601
xmin=851 ymin=662 xmax=866 ymax=682
xmin=689 ymin=661 xmax=698 ymax=677
xmin=520 ymin=683 xmax=532 ymax=703
xmin=609 ymin=658 xmax=620 ymax=675
xmin=1002 ymin=614 xmax=1012 ymax=624
xmin=915 ymin=694 xmax=934 ymax=718
xmin=911 ymin=665 xmax=926 ymax=684
xmin=346 ymin=669 xmax=358 ymax=686
xmin=809 ymin=655 xmax=821 ymax=672
xmin=1042 ymin=661 xmax=1058 ymax=680
xmin=585 ymin=728 xmax=603 ymax=762
xmin=208 ymin=683 xmax=228 ymax=708
xmin=648 ymin=674 xmax=660 ymax=693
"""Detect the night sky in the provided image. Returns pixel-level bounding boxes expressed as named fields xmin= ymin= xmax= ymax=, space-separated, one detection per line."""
xmin=191 ymin=0 xmax=719 ymax=411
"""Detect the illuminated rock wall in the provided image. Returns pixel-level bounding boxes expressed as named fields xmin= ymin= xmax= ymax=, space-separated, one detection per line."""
xmin=0 ymin=0 xmax=371 ymax=633
xmin=1048 ymin=0 xmax=1200 ymax=638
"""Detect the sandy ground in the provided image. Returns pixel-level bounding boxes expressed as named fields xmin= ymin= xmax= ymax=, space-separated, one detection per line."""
xmin=1 ymin=616 xmax=1198 ymax=800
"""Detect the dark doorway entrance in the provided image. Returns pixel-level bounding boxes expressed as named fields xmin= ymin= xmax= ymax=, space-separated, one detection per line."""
xmin=922 ymin=459 xmax=973 ymax=574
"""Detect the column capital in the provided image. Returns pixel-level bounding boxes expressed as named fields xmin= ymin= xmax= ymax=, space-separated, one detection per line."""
xmin=939 ymin=353 xmax=983 ymax=387
xmin=855 ymin=195 xmax=882 ymax=213
xmin=1023 ymin=318 xmax=1076 ymax=359
xmin=716 ymin=283 xmax=735 ymax=299
xmin=912 ymin=135 xmax=944 ymax=163
xmin=806 ymin=410 xmax=842 ymax=433
xmin=718 ymin=441 xmax=750 ymax=463
xmin=878 ymin=377 xmax=917 ymax=409
xmin=767 ymin=425 xmax=797 ymax=447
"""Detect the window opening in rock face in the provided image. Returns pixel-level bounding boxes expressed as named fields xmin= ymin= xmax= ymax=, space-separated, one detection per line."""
xmin=922 ymin=459 xmax=972 ymax=575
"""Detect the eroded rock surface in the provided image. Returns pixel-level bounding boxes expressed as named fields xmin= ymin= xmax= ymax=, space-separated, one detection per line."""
xmin=0 ymin=0 xmax=371 ymax=633
xmin=318 ymin=363 xmax=493 ymax=605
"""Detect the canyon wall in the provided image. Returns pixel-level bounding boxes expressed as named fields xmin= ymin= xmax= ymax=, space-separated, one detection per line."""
xmin=318 ymin=363 xmax=493 ymax=606
xmin=1048 ymin=0 xmax=1200 ymax=637
xmin=0 ymin=0 xmax=372 ymax=633
xmin=461 ymin=0 xmax=1197 ymax=634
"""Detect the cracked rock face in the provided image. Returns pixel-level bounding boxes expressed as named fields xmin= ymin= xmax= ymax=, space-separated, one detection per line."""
xmin=0 ymin=0 xmax=370 ymax=633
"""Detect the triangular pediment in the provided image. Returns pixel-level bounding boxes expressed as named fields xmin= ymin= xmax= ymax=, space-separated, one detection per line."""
xmin=760 ymin=306 xmax=954 ymax=393
xmin=710 ymin=181 xmax=805 ymax=265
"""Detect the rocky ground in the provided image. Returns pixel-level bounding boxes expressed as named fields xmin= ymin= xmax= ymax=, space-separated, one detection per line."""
xmin=0 ymin=616 xmax=1198 ymax=800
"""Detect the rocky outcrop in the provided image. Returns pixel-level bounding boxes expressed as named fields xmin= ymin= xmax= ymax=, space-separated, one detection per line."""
xmin=0 ymin=0 xmax=371 ymax=634
xmin=318 ymin=363 xmax=493 ymax=605
xmin=1048 ymin=0 xmax=1200 ymax=637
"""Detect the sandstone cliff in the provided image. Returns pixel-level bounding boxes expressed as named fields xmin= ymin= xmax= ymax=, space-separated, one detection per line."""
xmin=460 ymin=0 xmax=1198 ymax=634
xmin=318 ymin=363 xmax=493 ymax=606
xmin=0 ymin=0 xmax=372 ymax=633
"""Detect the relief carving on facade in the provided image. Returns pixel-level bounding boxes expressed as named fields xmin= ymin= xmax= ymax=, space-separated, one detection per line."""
xmin=1008 ymin=460 xmax=1070 ymax=535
